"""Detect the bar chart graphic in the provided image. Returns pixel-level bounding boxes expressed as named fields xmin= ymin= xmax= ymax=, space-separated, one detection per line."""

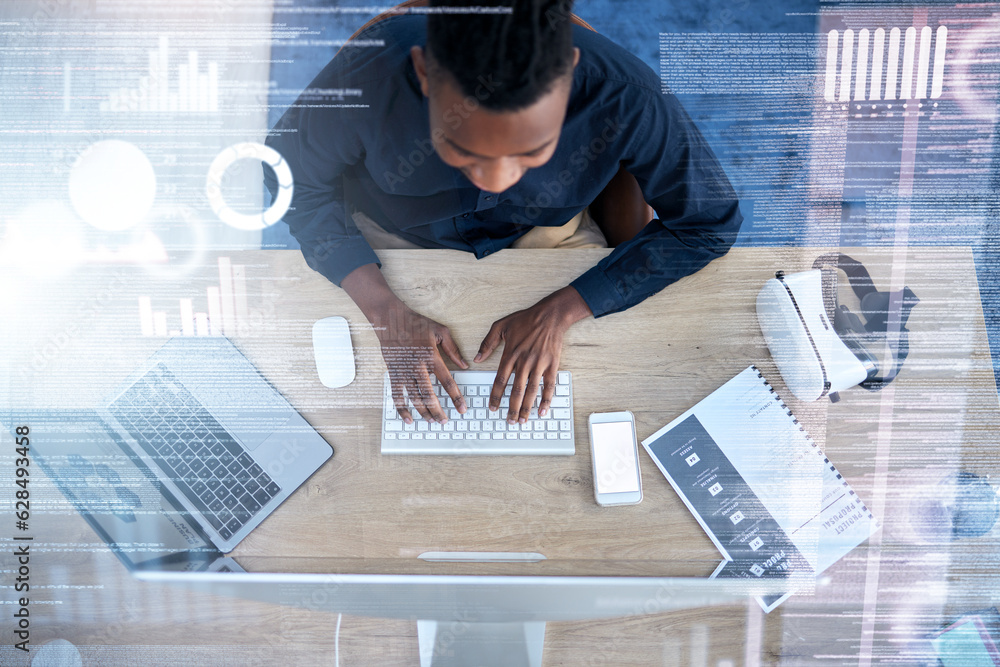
xmin=101 ymin=35 xmax=220 ymax=113
xmin=138 ymin=257 xmax=249 ymax=337
xmin=824 ymin=26 xmax=947 ymax=102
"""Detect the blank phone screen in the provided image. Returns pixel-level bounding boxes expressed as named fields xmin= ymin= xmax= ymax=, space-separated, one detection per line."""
xmin=592 ymin=421 xmax=640 ymax=494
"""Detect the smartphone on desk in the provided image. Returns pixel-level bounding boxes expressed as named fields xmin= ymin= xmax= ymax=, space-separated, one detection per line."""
xmin=588 ymin=411 xmax=642 ymax=506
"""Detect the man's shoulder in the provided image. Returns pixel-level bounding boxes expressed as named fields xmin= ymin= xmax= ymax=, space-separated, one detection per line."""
xmin=318 ymin=14 xmax=425 ymax=87
xmin=571 ymin=25 xmax=661 ymax=98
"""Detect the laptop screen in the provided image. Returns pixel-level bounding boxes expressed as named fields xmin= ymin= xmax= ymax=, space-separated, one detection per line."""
xmin=17 ymin=411 xmax=223 ymax=572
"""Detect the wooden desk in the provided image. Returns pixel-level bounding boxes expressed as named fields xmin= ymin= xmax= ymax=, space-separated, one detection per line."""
xmin=4 ymin=246 xmax=998 ymax=665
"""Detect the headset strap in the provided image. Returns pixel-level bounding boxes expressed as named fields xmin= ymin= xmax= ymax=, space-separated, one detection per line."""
xmin=811 ymin=253 xmax=920 ymax=390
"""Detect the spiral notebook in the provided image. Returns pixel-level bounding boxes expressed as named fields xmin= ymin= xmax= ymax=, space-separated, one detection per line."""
xmin=641 ymin=365 xmax=879 ymax=612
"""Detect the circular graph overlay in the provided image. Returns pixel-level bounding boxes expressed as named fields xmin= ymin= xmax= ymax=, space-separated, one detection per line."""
xmin=206 ymin=142 xmax=293 ymax=231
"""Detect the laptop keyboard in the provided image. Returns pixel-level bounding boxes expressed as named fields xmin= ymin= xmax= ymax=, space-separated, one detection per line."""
xmin=109 ymin=364 xmax=281 ymax=541
xmin=381 ymin=370 xmax=575 ymax=455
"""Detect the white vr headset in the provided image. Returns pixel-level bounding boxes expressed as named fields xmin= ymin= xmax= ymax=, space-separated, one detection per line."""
xmin=756 ymin=253 xmax=919 ymax=402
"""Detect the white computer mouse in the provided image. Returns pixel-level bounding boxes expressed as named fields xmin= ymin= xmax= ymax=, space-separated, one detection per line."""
xmin=312 ymin=316 xmax=356 ymax=388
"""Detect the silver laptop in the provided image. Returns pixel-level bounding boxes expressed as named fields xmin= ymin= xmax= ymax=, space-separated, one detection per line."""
xmin=31 ymin=336 xmax=332 ymax=555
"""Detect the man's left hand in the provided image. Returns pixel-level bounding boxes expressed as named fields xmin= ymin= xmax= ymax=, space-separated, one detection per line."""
xmin=475 ymin=286 xmax=592 ymax=424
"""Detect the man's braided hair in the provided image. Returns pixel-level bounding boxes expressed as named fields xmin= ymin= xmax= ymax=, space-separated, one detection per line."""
xmin=426 ymin=0 xmax=576 ymax=111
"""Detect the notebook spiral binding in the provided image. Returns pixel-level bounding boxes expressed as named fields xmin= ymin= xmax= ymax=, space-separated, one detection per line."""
xmin=751 ymin=365 xmax=875 ymax=523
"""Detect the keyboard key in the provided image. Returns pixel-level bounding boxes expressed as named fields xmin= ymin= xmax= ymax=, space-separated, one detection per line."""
xmin=558 ymin=372 xmax=570 ymax=384
xmin=555 ymin=385 xmax=570 ymax=396
xmin=553 ymin=408 xmax=571 ymax=420
xmin=550 ymin=397 xmax=570 ymax=408
xmin=242 ymin=495 xmax=262 ymax=514
xmin=385 ymin=421 xmax=402 ymax=431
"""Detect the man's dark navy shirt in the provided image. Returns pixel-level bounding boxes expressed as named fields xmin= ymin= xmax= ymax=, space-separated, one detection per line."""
xmin=266 ymin=15 xmax=742 ymax=318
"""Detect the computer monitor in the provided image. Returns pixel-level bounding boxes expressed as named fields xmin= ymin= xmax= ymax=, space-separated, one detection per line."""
xmin=135 ymin=564 xmax=793 ymax=667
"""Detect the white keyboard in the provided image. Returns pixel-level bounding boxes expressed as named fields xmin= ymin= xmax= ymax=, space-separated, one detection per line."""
xmin=381 ymin=370 xmax=575 ymax=455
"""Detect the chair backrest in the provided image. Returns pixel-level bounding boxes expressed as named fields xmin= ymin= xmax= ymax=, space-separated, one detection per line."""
xmin=338 ymin=0 xmax=595 ymax=57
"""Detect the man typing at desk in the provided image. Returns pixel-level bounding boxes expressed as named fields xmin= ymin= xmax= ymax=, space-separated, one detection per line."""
xmin=265 ymin=0 xmax=742 ymax=428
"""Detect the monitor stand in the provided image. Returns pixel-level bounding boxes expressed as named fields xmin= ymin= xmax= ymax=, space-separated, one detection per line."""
xmin=417 ymin=620 xmax=546 ymax=667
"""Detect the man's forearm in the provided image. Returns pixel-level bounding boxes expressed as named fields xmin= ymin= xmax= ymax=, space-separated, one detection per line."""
xmin=340 ymin=263 xmax=403 ymax=327
xmin=543 ymin=286 xmax=593 ymax=328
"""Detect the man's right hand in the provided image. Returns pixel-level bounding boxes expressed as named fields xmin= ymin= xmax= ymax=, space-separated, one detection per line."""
xmin=340 ymin=263 xmax=468 ymax=424
xmin=374 ymin=304 xmax=469 ymax=423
